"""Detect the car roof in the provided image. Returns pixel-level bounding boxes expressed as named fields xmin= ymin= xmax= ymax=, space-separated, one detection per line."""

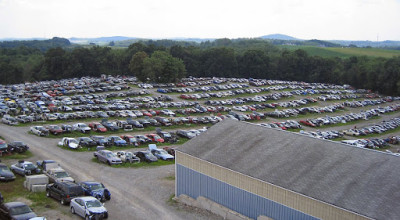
xmin=75 ymin=196 xmax=99 ymax=202
xmin=81 ymin=181 xmax=101 ymax=185
xmin=4 ymin=201 xmax=29 ymax=208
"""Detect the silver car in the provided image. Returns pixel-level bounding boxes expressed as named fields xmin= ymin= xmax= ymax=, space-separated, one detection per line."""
xmin=94 ymin=150 xmax=122 ymax=165
xmin=70 ymin=196 xmax=108 ymax=219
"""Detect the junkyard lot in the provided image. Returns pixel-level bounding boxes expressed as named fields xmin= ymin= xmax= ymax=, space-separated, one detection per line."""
xmin=2 ymin=78 xmax=400 ymax=219
xmin=0 ymin=124 xmax=223 ymax=220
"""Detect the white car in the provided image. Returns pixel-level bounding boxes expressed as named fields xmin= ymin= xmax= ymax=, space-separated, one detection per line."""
xmin=70 ymin=196 xmax=108 ymax=219
xmin=73 ymin=123 xmax=91 ymax=133
xmin=58 ymin=137 xmax=80 ymax=149
xmin=46 ymin=168 xmax=75 ymax=183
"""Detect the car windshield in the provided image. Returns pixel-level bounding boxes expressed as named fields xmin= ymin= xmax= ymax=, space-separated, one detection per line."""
xmin=106 ymin=153 xmax=115 ymax=158
xmin=55 ymin=171 xmax=69 ymax=178
xmin=0 ymin=166 xmax=10 ymax=171
xmin=0 ymin=143 xmax=7 ymax=149
xmin=90 ymin=183 xmax=104 ymax=191
xmin=159 ymin=149 xmax=168 ymax=154
xmin=24 ymin=164 xmax=36 ymax=170
xmin=85 ymin=199 xmax=102 ymax=208
xmin=9 ymin=205 xmax=32 ymax=215
xmin=70 ymin=139 xmax=79 ymax=144
xmin=13 ymin=142 xmax=24 ymax=146
xmin=154 ymin=135 xmax=162 ymax=139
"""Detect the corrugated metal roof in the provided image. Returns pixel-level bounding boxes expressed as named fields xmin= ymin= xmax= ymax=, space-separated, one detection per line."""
xmin=178 ymin=119 xmax=400 ymax=220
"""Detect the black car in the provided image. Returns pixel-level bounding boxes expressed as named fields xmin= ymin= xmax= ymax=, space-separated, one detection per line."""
xmin=7 ymin=141 xmax=29 ymax=153
xmin=46 ymin=181 xmax=84 ymax=205
xmin=148 ymin=119 xmax=161 ymax=126
xmin=126 ymin=118 xmax=144 ymax=128
xmin=77 ymin=137 xmax=97 ymax=147
xmin=90 ymin=135 xmax=110 ymax=146
xmin=101 ymin=119 xmax=119 ymax=131
xmin=137 ymin=119 xmax=151 ymax=127
xmin=135 ymin=151 xmax=158 ymax=162
xmin=176 ymin=130 xmax=196 ymax=139
xmin=0 ymin=201 xmax=37 ymax=220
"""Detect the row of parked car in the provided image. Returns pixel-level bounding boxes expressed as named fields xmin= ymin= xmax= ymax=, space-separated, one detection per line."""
xmin=299 ymin=105 xmax=400 ymax=127
xmin=94 ymin=144 xmax=175 ymax=165
xmin=342 ymin=117 xmax=400 ymax=136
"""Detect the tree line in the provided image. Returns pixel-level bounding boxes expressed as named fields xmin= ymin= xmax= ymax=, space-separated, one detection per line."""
xmin=0 ymin=39 xmax=399 ymax=96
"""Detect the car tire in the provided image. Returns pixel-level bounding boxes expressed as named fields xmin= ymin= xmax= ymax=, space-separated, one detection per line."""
xmin=60 ymin=198 xmax=66 ymax=205
xmin=85 ymin=215 xmax=90 ymax=220
xmin=71 ymin=206 xmax=75 ymax=214
xmin=107 ymin=161 xmax=111 ymax=166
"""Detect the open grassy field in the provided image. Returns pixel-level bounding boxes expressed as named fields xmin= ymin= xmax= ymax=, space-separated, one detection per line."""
xmin=279 ymin=45 xmax=400 ymax=58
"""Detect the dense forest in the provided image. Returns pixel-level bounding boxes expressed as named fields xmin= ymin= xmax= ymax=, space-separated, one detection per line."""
xmin=0 ymin=38 xmax=399 ymax=96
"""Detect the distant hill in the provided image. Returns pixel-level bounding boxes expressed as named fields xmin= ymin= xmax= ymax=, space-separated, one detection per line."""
xmin=259 ymin=34 xmax=299 ymax=40
xmin=0 ymin=37 xmax=71 ymax=51
xmin=69 ymin=36 xmax=138 ymax=45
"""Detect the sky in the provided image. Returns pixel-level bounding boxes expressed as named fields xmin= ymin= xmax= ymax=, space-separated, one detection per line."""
xmin=0 ymin=0 xmax=399 ymax=41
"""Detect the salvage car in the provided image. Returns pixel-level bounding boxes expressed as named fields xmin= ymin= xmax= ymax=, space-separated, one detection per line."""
xmin=7 ymin=141 xmax=29 ymax=153
xmin=10 ymin=160 xmax=41 ymax=176
xmin=79 ymin=181 xmax=111 ymax=201
xmin=145 ymin=134 xmax=164 ymax=143
xmin=135 ymin=151 xmax=158 ymax=162
xmin=47 ymin=125 xmax=63 ymax=135
xmin=77 ymin=137 xmax=97 ymax=147
xmin=46 ymin=168 xmax=75 ymax=183
xmin=120 ymin=135 xmax=139 ymax=146
xmin=0 ymin=201 xmax=37 ymax=219
xmin=70 ymin=196 xmax=108 ymax=219
xmin=46 ymin=181 xmax=84 ymax=205
xmin=149 ymin=144 xmax=174 ymax=161
xmin=58 ymin=137 xmax=80 ymax=149
xmin=88 ymin=122 xmax=107 ymax=133
xmin=30 ymin=126 xmax=49 ymax=136
xmin=0 ymin=163 xmax=15 ymax=181
xmin=73 ymin=123 xmax=91 ymax=133
xmin=106 ymin=136 xmax=127 ymax=146
xmin=0 ymin=139 xmax=7 ymax=154
xmin=116 ymin=151 xmax=140 ymax=163
xmin=94 ymin=150 xmax=122 ymax=165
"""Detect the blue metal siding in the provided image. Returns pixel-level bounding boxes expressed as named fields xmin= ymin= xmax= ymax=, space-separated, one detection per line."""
xmin=177 ymin=164 xmax=319 ymax=220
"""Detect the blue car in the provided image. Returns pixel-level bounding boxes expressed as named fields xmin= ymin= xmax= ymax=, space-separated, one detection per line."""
xmin=79 ymin=181 xmax=111 ymax=202
xmin=106 ymin=136 xmax=127 ymax=146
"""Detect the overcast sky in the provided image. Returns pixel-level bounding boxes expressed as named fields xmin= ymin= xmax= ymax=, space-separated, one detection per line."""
xmin=0 ymin=0 xmax=399 ymax=41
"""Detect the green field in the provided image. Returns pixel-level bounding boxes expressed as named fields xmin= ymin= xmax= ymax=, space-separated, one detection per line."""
xmin=279 ymin=45 xmax=400 ymax=58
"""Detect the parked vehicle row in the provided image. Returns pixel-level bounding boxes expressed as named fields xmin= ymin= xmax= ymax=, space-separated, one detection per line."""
xmin=342 ymin=117 xmax=400 ymax=137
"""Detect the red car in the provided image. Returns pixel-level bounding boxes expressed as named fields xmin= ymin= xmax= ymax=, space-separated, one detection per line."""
xmin=299 ymin=120 xmax=316 ymax=127
xmin=145 ymin=134 xmax=164 ymax=143
xmin=88 ymin=122 xmax=107 ymax=132
xmin=120 ymin=135 xmax=139 ymax=146
xmin=47 ymin=125 xmax=63 ymax=135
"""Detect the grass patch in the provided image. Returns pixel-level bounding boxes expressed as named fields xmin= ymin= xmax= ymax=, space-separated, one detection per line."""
xmin=167 ymin=194 xmax=177 ymax=205
xmin=164 ymin=175 xmax=175 ymax=181
xmin=91 ymin=157 xmax=175 ymax=168
xmin=0 ymin=151 xmax=33 ymax=160
xmin=0 ymin=176 xmax=57 ymax=210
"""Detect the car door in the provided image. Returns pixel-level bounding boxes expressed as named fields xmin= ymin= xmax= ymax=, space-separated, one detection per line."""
xmin=50 ymin=184 xmax=62 ymax=200
xmin=75 ymin=199 xmax=86 ymax=217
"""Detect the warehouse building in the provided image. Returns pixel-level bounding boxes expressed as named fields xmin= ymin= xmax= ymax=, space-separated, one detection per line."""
xmin=175 ymin=119 xmax=400 ymax=220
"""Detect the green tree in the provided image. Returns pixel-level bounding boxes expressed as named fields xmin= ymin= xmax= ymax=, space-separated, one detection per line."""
xmin=129 ymin=51 xmax=149 ymax=82
xmin=141 ymin=51 xmax=186 ymax=83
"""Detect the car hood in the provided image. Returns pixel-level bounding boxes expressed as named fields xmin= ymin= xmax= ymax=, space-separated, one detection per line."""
xmin=12 ymin=212 xmax=37 ymax=220
xmin=87 ymin=206 xmax=107 ymax=214
xmin=68 ymin=142 xmax=79 ymax=149
xmin=91 ymin=189 xmax=106 ymax=196
xmin=160 ymin=154 xmax=174 ymax=159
